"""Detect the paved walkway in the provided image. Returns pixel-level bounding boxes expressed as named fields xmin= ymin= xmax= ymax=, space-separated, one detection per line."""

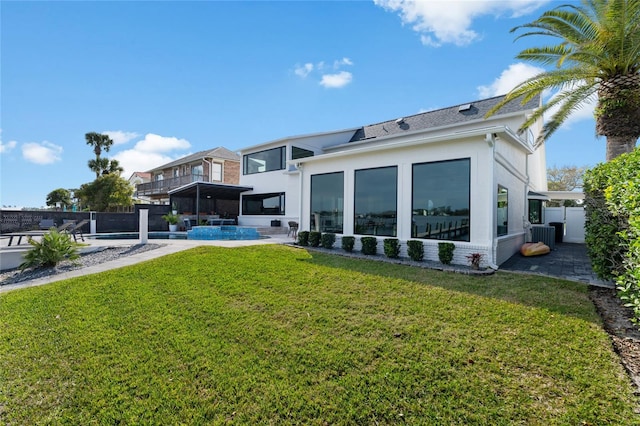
xmin=500 ymin=242 xmax=614 ymax=288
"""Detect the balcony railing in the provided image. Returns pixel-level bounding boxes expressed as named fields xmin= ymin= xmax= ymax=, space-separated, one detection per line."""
xmin=136 ymin=174 xmax=208 ymax=196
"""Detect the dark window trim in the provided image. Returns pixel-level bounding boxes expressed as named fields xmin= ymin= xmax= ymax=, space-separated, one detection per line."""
xmin=242 ymin=146 xmax=286 ymax=175
xmin=242 ymin=192 xmax=285 ymax=216
xmin=353 ymin=165 xmax=398 ymax=237
xmin=310 ymin=171 xmax=345 ymax=234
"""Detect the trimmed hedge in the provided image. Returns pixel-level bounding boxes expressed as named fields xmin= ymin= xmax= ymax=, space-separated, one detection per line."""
xmin=361 ymin=237 xmax=377 ymax=255
xmin=407 ymin=240 xmax=424 ymax=261
xmin=341 ymin=236 xmax=355 ymax=252
xmin=383 ymin=238 xmax=400 ymax=259
xmin=309 ymin=231 xmax=321 ymax=247
xmin=438 ymin=242 xmax=455 ymax=265
xmin=297 ymin=231 xmax=310 ymax=247
xmin=585 ymin=148 xmax=640 ymax=323
xmin=321 ymin=233 xmax=336 ymax=249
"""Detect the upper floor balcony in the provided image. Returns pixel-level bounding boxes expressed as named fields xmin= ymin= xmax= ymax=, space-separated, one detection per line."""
xmin=136 ymin=174 xmax=208 ymax=197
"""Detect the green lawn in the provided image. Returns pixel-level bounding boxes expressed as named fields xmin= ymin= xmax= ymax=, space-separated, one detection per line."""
xmin=1 ymin=245 xmax=638 ymax=424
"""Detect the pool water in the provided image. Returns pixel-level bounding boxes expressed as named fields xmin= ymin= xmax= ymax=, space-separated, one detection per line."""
xmin=88 ymin=232 xmax=187 ymax=240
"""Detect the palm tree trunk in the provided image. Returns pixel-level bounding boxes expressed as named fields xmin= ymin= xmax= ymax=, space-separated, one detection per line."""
xmin=606 ymin=135 xmax=638 ymax=162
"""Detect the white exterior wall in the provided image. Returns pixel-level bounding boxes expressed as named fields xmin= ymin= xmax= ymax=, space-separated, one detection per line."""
xmin=299 ymin=136 xmax=501 ymax=266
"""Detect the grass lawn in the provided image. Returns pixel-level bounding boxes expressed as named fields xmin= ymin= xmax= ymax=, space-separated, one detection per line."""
xmin=1 ymin=245 xmax=638 ymax=424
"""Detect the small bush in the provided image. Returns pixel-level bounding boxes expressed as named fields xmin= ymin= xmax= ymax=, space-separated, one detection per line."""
xmin=321 ymin=233 xmax=336 ymax=249
xmin=407 ymin=240 xmax=424 ymax=261
xmin=309 ymin=231 xmax=321 ymax=247
xmin=341 ymin=236 xmax=355 ymax=252
xmin=438 ymin=242 xmax=455 ymax=265
xmin=20 ymin=229 xmax=80 ymax=271
xmin=383 ymin=238 xmax=400 ymax=259
xmin=466 ymin=252 xmax=483 ymax=269
xmin=297 ymin=231 xmax=310 ymax=246
xmin=361 ymin=237 xmax=377 ymax=255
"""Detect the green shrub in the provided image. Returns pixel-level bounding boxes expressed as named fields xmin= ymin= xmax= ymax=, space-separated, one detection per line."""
xmin=309 ymin=231 xmax=321 ymax=247
xmin=383 ymin=238 xmax=400 ymax=259
xmin=438 ymin=242 xmax=455 ymax=265
xmin=407 ymin=240 xmax=424 ymax=261
xmin=584 ymin=161 xmax=628 ymax=280
xmin=297 ymin=231 xmax=310 ymax=246
xmin=19 ymin=229 xmax=80 ymax=271
xmin=599 ymin=149 xmax=640 ymax=323
xmin=321 ymin=233 xmax=336 ymax=249
xmin=361 ymin=237 xmax=377 ymax=255
xmin=341 ymin=236 xmax=355 ymax=252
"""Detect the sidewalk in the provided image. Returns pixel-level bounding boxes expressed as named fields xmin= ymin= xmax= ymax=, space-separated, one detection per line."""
xmin=500 ymin=242 xmax=613 ymax=288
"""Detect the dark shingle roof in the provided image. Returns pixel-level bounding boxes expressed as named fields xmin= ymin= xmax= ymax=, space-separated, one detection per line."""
xmin=349 ymin=94 xmax=540 ymax=143
xmin=147 ymin=147 xmax=239 ymax=172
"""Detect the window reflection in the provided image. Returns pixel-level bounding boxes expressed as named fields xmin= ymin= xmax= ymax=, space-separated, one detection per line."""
xmin=412 ymin=159 xmax=470 ymax=241
xmin=497 ymin=185 xmax=508 ymax=236
xmin=311 ymin=172 xmax=343 ymax=233
xmin=354 ymin=166 xmax=397 ymax=236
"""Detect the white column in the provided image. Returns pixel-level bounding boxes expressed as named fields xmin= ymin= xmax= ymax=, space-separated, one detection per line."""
xmin=90 ymin=211 xmax=97 ymax=234
xmin=139 ymin=209 xmax=149 ymax=244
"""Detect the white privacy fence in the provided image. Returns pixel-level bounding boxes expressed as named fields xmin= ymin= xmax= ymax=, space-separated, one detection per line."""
xmin=543 ymin=207 xmax=585 ymax=243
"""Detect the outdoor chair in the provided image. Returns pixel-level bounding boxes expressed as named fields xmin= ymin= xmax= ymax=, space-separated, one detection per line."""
xmin=68 ymin=219 xmax=89 ymax=242
xmin=183 ymin=218 xmax=193 ymax=230
xmin=287 ymin=221 xmax=298 ymax=238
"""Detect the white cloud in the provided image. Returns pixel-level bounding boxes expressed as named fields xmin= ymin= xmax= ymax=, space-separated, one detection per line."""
xmin=320 ymin=71 xmax=353 ymax=89
xmin=22 ymin=141 xmax=63 ymax=165
xmin=374 ymin=0 xmax=549 ymax=47
xmin=479 ymin=63 xmax=595 ymax=129
xmin=0 ymin=140 xmax=17 ymax=154
xmin=477 ymin=63 xmax=544 ymax=98
xmin=294 ymin=57 xmax=354 ymax=88
xmin=103 ymin=130 xmax=140 ymax=145
xmin=294 ymin=63 xmax=314 ymax=78
xmin=111 ymin=133 xmax=192 ymax=179
xmin=334 ymin=57 xmax=353 ymax=68
xmin=134 ymin=133 xmax=191 ymax=153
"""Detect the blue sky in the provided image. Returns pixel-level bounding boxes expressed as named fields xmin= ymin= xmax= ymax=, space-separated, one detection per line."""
xmin=0 ymin=0 xmax=618 ymax=208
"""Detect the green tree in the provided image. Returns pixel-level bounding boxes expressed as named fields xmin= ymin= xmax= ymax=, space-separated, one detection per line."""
xmin=547 ymin=165 xmax=587 ymax=207
xmin=487 ymin=0 xmax=640 ymax=161
xmin=76 ymin=174 xmax=133 ymax=212
xmin=85 ymin=132 xmax=114 ymax=178
xmin=45 ymin=188 xmax=72 ymax=209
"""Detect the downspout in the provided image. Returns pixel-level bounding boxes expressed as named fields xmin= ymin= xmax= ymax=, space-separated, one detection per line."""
xmin=485 ymin=133 xmax=499 ymax=270
xmin=297 ymin=162 xmax=303 ymax=231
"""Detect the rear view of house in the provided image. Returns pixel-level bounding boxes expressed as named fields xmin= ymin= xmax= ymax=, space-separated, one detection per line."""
xmin=239 ymin=94 xmax=546 ymax=267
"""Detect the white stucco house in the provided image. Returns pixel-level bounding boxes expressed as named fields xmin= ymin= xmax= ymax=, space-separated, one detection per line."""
xmin=238 ymin=94 xmax=546 ymax=267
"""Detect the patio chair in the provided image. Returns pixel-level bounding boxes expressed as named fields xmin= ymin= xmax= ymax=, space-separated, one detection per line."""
xmin=68 ymin=219 xmax=89 ymax=242
xmin=183 ymin=218 xmax=193 ymax=230
xmin=287 ymin=221 xmax=298 ymax=238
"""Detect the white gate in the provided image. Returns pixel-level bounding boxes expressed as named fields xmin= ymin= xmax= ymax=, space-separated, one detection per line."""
xmin=543 ymin=206 xmax=585 ymax=244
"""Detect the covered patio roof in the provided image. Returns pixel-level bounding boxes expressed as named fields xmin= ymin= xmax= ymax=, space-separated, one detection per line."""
xmin=168 ymin=181 xmax=253 ymax=200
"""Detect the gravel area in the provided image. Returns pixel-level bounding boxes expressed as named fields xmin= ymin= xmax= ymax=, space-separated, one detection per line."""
xmin=0 ymin=243 xmax=163 ymax=286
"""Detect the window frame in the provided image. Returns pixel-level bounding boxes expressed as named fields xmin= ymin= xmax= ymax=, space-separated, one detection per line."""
xmin=310 ymin=171 xmax=344 ymax=234
xmin=353 ymin=165 xmax=398 ymax=237
xmin=243 ymin=146 xmax=286 ymax=175
xmin=242 ymin=192 xmax=286 ymax=216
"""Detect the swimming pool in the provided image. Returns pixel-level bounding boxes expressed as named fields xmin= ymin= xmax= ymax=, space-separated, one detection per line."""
xmin=88 ymin=232 xmax=187 ymax=240
xmin=88 ymin=227 xmax=265 ymax=241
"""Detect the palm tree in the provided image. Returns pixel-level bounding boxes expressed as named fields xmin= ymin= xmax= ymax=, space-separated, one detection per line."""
xmin=88 ymin=158 xmax=110 ymax=179
xmin=486 ymin=0 xmax=640 ymax=161
xmin=85 ymin=132 xmax=116 ymax=177
xmin=106 ymin=159 xmax=124 ymax=176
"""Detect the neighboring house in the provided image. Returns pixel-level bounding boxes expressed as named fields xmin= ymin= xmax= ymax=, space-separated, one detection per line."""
xmin=136 ymin=147 xmax=241 ymax=204
xmin=238 ymin=94 xmax=546 ymax=267
xmin=128 ymin=172 xmax=152 ymax=203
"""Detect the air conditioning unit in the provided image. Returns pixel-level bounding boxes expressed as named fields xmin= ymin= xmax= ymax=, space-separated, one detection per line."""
xmin=531 ymin=225 xmax=555 ymax=250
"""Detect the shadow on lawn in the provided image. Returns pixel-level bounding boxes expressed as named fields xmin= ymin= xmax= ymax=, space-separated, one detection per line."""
xmin=297 ymin=246 xmax=599 ymax=325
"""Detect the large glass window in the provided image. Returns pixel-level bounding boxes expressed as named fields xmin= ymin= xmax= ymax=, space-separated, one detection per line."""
xmin=243 ymin=147 xmax=286 ymax=175
xmin=497 ymin=185 xmax=508 ymax=236
xmin=242 ymin=193 xmax=285 ymax=215
xmin=354 ymin=166 xmax=397 ymax=236
xmin=412 ymin=158 xmax=470 ymax=241
xmin=311 ymin=172 xmax=344 ymax=234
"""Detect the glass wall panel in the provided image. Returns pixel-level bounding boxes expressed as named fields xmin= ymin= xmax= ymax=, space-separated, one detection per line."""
xmin=497 ymin=185 xmax=508 ymax=236
xmin=311 ymin=172 xmax=344 ymax=233
xmin=412 ymin=159 xmax=470 ymax=241
xmin=528 ymin=199 xmax=544 ymax=224
xmin=243 ymin=147 xmax=286 ymax=175
xmin=242 ymin=193 xmax=285 ymax=215
xmin=354 ymin=166 xmax=397 ymax=236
